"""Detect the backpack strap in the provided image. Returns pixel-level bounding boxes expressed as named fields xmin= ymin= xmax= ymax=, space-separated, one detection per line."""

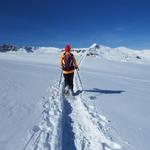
xmin=62 ymin=52 xmax=74 ymax=71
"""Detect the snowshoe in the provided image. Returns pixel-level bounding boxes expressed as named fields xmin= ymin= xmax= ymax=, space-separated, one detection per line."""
xmin=64 ymin=86 xmax=70 ymax=96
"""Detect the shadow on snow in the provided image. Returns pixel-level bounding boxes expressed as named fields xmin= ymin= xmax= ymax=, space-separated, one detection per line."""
xmin=85 ymin=88 xmax=125 ymax=94
xmin=74 ymin=90 xmax=82 ymax=96
xmin=62 ymin=98 xmax=76 ymax=150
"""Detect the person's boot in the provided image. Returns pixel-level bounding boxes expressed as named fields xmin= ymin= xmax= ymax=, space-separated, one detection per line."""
xmin=69 ymin=88 xmax=74 ymax=96
xmin=64 ymin=86 xmax=69 ymax=95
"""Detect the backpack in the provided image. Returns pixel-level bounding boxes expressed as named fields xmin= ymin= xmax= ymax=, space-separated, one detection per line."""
xmin=63 ymin=52 xmax=74 ymax=71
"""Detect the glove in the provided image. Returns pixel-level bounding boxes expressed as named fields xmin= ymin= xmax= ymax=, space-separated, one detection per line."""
xmin=75 ymin=66 xmax=79 ymax=70
xmin=61 ymin=66 xmax=64 ymax=70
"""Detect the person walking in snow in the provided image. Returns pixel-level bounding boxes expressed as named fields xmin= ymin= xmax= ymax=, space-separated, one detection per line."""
xmin=60 ymin=44 xmax=78 ymax=95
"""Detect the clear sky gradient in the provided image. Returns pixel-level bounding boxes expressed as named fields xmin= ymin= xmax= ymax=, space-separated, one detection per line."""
xmin=0 ymin=0 xmax=150 ymax=49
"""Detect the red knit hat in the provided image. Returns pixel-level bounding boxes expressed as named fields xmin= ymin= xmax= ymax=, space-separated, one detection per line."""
xmin=65 ymin=44 xmax=71 ymax=52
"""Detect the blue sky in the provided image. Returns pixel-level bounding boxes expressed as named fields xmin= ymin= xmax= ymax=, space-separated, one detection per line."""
xmin=0 ymin=0 xmax=150 ymax=49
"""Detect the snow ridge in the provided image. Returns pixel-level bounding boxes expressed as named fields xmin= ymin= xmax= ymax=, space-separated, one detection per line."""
xmin=87 ymin=43 xmax=150 ymax=64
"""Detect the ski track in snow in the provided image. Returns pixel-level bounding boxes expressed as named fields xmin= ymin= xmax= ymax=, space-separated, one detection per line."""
xmin=23 ymin=53 xmax=133 ymax=150
xmin=68 ymin=97 xmax=121 ymax=150
xmin=24 ymin=78 xmax=123 ymax=150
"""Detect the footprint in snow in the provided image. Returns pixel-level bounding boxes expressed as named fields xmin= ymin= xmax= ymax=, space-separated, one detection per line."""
xmin=89 ymin=96 xmax=97 ymax=100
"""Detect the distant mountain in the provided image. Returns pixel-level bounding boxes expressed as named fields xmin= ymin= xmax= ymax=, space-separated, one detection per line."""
xmin=0 ymin=45 xmax=61 ymax=53
xmin=0 ymin=44 xmax=36 ymax=53
xmin=0 ymin=44 xmax=17 ymax=52
xmin=1 ymin=43 xmax=150 ymax=64
xmin=87 ymin=43 xmax=150 ymax=64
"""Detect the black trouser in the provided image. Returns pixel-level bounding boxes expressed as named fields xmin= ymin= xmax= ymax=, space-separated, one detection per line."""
xmin=63 ymin=73 xmax=74 ymax=91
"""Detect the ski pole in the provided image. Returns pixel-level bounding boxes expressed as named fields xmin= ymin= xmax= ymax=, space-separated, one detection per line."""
xmin=78 ymin=48 xmax=89 ymax=66
xmin=76 ymin=69 xmax=84 ymax=90
xmin=59 ymin=70 xmax=63 ymax=89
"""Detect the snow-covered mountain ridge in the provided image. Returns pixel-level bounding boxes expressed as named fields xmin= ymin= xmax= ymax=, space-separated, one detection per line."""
xmin=88 ymin=43 xmax=150 ymax=64
xmin=1 ymin=43 xmax=150 ymax=64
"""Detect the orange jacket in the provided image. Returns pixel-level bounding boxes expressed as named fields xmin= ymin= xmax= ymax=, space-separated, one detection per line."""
xmin=60 ymin=52 xmax=78 ymax=74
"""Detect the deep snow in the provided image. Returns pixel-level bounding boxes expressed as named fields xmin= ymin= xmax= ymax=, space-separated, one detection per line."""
xmin=0 ymin=59 xmax=59 ymax=150
xmin=0 ymin=45 xmax=150 ymax=150
xmin=80 ymin=57 xmax=150 ymax=150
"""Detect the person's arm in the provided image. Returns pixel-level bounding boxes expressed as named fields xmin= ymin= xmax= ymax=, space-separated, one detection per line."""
xmin=60 ymin=53 xmax=63 ymax=69
xmin=73 ymin=55 xmax=78 ymax=69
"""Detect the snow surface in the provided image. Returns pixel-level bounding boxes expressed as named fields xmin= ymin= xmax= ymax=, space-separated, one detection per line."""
xmin=0 ymin=44 xmax=150 ymax=150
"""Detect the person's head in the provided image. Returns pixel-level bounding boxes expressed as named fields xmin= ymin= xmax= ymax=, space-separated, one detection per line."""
xmin=65 ymin=44 xmax=71 ymax=52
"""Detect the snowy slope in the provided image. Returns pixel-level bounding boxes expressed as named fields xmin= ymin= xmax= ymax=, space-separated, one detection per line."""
xmin=80 ymin=56 xmax=150 ymax=150
xmin=0 ymin=45 xmax=150 ymax=150
xmin=0 ymin=60 xmax=60 ymax=150
xmin=88 ymin=43 xmax=150 ymax=64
